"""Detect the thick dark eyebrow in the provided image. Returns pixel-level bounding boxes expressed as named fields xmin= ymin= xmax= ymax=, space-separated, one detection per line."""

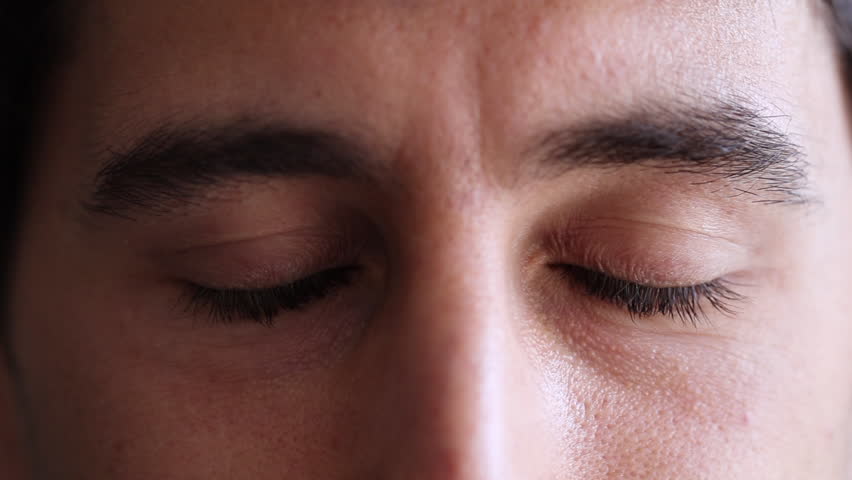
xmin=86 ymin=98 xmax=809 ymax=219
xmin=535 ymin=98 xmax=810 ymax=205
xmin=86 ymin=124 xmax=376 ymax=218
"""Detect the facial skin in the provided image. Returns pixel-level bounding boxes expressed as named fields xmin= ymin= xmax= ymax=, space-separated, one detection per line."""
xmin=5 ymin=0 xmax=852 ymax=478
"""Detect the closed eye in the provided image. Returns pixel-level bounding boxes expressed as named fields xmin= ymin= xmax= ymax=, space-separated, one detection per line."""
xmin=184 ymin=266 xmax=361 ymax=326
xmin=554 ymin=264 xmax=744 ymax=326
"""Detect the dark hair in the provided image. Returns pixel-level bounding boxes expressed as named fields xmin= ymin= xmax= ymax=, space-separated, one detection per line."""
xmin=1 ymin=3 xmax=71 ymax=344
xmin=831 ymin=1 xmax=852 ymax=73
xmin=3 ymin=2 xmax=852 ymax=340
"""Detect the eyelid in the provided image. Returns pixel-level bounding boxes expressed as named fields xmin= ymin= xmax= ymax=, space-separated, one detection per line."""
xmin=561 ymin=215 xmax=748 ymax=250
xmin=542 ymin=218 xmax=750 ymax=287
xmin=161 ymin=229 xmax=368 ymax=290
xmin=185 ymin=265 xmax=362 ymax=325
xmin=557 ymin=264 xmax=745 ymax=325
xmin=168 ymin=227 xmax=344 ymax=254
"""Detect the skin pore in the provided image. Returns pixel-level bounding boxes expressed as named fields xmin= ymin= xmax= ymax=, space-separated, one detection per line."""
xmin=6 ymin=0 xmax=852 ymax=478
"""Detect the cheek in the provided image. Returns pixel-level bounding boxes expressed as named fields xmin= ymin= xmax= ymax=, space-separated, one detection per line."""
xmin=12 ymin=228 xmax=849 ymax=478
xmin=88 ymin=373 xmax=354 ymax=478
xmin=16 ymin=317 xmax=359 ymax=478
xmin=10 ymin=271 xmax=358 ymax=478
xmin=528 ymin=318 xmax=802 ymax=476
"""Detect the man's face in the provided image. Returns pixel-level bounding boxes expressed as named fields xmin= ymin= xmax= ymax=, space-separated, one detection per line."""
xmin=8 ymin=0 xmax=852 ymax=478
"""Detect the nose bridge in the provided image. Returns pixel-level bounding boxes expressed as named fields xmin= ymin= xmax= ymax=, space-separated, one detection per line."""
xmin=361 ymin=42 xmax=552 ymax=473
xmin=361 ymin=195 xmax=564 ymax=479
xmin=382 ymin=221 xmax=511 ymax=479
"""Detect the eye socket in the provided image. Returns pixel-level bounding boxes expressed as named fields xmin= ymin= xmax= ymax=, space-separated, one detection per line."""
xmin=554 ymin=264 xmax=744 ymax=326
xmin=184 ymin=265 xmax=362 ymax=326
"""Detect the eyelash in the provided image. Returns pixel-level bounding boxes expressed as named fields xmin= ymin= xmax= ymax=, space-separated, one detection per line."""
xmin=556 ymin=264 xmax=743 ymax=325
xmin=184 ymin=263 xmax=742 ymax=327
xmin=185 ymin=266 xmax=360 ymax=326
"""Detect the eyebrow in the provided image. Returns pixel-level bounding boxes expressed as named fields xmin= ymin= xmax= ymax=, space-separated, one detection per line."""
xmin=85 ymin=98 xmax=810 ymax=219
xmin=86 ymin=123 xmax=376 ymax=217
xmin=535 ymin=97 xmax=809 ymax=205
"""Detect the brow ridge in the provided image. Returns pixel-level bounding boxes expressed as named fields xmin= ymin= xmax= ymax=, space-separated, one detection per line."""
xmin=86 ymin=123 xmax=374 ymax=218
xmin=536 ymin=97 xmax=809 ymax=205
xmin=86 ymin=97 xmax=811 ymax=219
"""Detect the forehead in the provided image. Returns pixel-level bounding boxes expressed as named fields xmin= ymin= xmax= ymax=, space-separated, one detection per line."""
xmin=62 ymin=0 xmax=824 ymax=163
xmin=78 ymin=0 xmax=816 ymax=105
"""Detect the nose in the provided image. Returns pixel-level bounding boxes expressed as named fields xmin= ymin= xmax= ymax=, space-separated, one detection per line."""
xmin=358 ymin=215 xmax=558 ymax=479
